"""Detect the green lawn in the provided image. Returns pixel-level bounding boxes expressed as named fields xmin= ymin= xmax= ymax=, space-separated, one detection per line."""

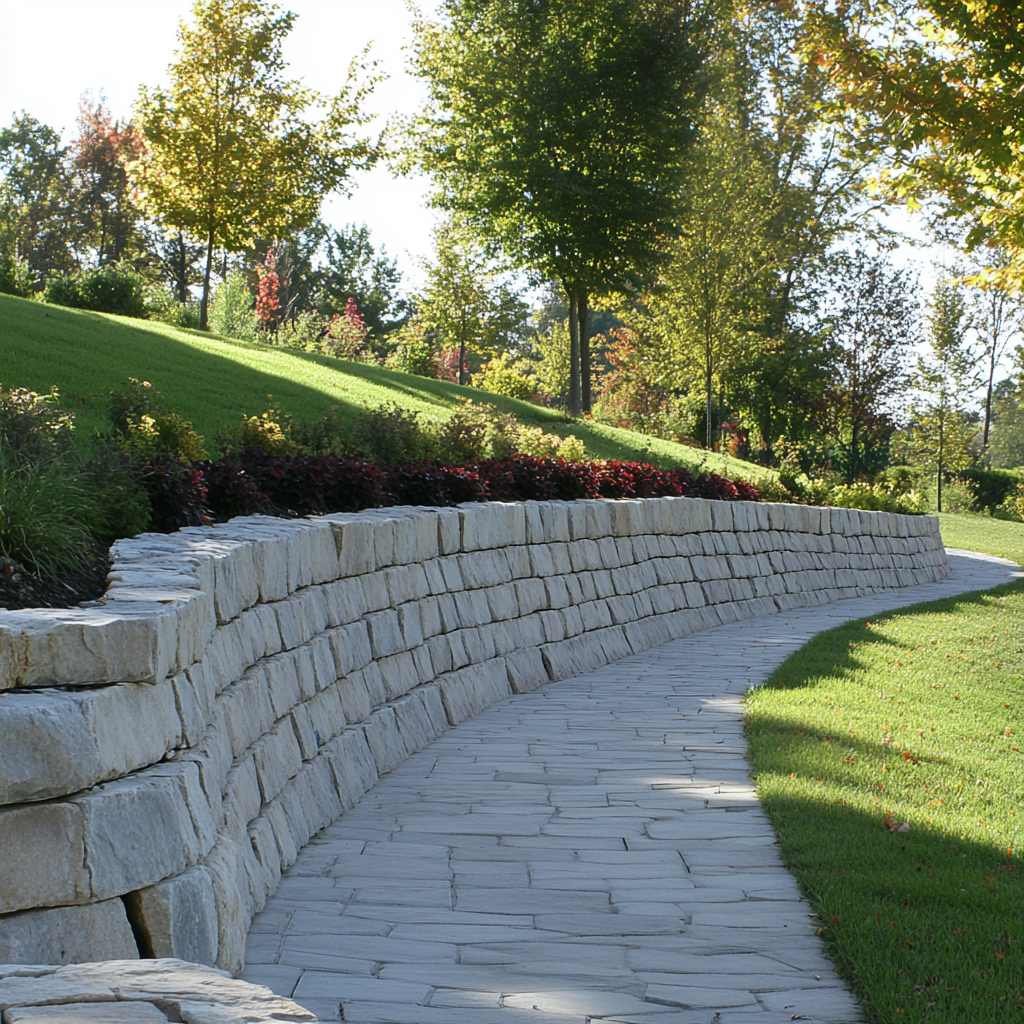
xmin=938 ymin=511 xmax=1024 ymax=566
xmin=746 ymin=520 xmax=1024 ymax=1023
xmin=0 ymin=294 xmax=775 ymax=481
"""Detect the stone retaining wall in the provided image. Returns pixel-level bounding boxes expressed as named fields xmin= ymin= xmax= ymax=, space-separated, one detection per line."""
xmin=0 ymin=959 xmax=316 ymax=1022
xmin=0 ymin=498 xmax=947 ymax=972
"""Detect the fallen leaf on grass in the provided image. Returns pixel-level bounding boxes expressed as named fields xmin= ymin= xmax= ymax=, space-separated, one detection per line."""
xmin=883 ymin=812 xmax=911 ymax=833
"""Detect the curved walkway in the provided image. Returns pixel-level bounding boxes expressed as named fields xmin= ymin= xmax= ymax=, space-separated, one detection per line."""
xmin=243 ymin=551 xmax=1018 ymax=1024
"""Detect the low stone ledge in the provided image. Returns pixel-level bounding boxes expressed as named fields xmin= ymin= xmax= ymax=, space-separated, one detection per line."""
xmin=0 ymin=959 xmax=317 ymax=1022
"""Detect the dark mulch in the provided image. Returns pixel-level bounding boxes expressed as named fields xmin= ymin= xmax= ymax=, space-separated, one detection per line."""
xmin=0 ymin=556 xmax=109 ymax=611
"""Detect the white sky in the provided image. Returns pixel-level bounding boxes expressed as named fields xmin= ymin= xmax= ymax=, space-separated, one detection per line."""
xmin=0 ymin=0 xmax=440 ymax=286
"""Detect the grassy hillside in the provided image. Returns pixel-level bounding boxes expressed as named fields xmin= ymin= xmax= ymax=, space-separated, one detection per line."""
xmin=0 ymin=294 xmax=775 ymax=481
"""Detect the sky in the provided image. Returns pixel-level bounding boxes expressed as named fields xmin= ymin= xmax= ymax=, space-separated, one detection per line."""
xmin=0 ymin=0 xmax=441 ymax=285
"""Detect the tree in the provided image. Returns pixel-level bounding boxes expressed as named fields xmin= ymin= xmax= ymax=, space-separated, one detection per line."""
xmin=0 ymin=113 xmax=77 ymax=287
xmin=970 ymin=254 xmax=1022 ymax=452
xmin=315 ymin=224 xmax=409 ymax=338
xmin=825 ymin=250 xmax=916 ymax=481
xmin=416 ymin=222 xmax=529 ymax=386
xmin=806 ymin=0 xmax=1024 ymax=288
xmin=411 ymin=0 xmax=714 ymax=414
xmin=71 ymin=100 xmax=145 ymax=267
xmin=897 ymin=280 xmax=979 ymax=511
xmin=133 ymin=0 xmax=376 ymax=328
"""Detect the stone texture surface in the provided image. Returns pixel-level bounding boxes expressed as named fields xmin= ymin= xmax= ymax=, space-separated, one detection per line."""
xmin=245 ymin=551 xmax=1016 ymax=1024
xmin=0 ymin=499 xmax=957 ymax=973
xmin=0 ymin=960 xmax=315 ymax=1023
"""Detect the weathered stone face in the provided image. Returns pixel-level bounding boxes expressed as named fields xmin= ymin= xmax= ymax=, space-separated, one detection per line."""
xmin=0 ymin=960 xmax=317 ymax=1023
xmin=0 ymin=498 xmax=949 ymax=972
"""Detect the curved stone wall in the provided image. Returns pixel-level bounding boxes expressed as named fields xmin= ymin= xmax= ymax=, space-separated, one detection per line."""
xmin=0 ymin=497 xmax=947 ymax=972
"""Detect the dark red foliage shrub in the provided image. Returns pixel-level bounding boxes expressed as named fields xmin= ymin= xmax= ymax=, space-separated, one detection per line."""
xmin=475 ymin=457 xmax=595 ymax=501
xmin=592 ymin=460 xmax=686 ymax=499
xmin=202 ymin=458 xmax=269 ymax=519
xmin=387 ymin=463 xmax=488 ymax=506
xmin=141 ymin=458 xmax=208 ymax=532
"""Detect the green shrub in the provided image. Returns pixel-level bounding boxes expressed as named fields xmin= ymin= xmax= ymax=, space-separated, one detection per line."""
xmin=508 ymin=423 xmax=587 ymax=462
xmin=0 ymin=385 xmax=75 ymax=464
xmin=996 ymin=482 xmax=1024 ymax=522
xmin=44 ymin=262 xmax=147 ymax=318
xmin=109 ymin=379 xmax=206 ymax=462
xmin=348 ymin=404 xmax=435 ymax=465
xmin=273 ymin=310 xmax=326 ymax=350
xmin=0 ymin=452 xmax=102 ymax=577
xmin=433 ymin=401 xmax=519 ymax=463
xmin=291 ymin=407 xmax=355 ymax=455
xmin=828 ymin=480 xmax=926 ymax=514
xmin=144 ymin=285 xmax=199 ymax=328
xmin=209 ymin=272 xmax=259 ymax=341
xmin=0 ymin=247 xmax=34 ymax=298
xmin=955 ymin=466 xmax=1024 ymax=512
xmin=474 ymin=353 xmax=537 ymax=401
xmin=220 ymin=408 xmax=300 ymax=456
xmin=385 ymin=321 xmax=438 ymax=377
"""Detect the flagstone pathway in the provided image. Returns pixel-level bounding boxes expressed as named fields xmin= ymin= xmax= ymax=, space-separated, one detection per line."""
xmin=242 ymin=550 xmax=1017 ymax=1024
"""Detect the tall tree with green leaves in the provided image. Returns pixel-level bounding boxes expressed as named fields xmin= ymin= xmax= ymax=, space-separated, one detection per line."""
xmin=132 ymin=0 xmax=376 ymax=328
xmin=806 ymin=0 xmax=1024 ymax=289
xmin=410 ymin=0 xmax=713 ymax=415
xmin=897 ymin=279 xmax=979 ymax=511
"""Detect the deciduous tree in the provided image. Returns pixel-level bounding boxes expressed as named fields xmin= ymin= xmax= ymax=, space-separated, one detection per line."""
xmin=411 ymin=0 xmax=714 ymax=414
xmin=132 ymin=0 xmax=377 ymax=328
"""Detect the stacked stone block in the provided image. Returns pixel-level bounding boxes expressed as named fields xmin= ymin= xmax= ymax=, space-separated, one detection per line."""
xmin=0 ymin=497 xmax=947 ymax=971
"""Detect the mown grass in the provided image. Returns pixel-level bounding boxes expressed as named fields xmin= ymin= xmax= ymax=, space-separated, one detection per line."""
xmin=0 ymin=294 xmax=775 ymax=480
xmin=937 ymin=511 xmax=1024 ymax=566
xmin=746 ymin=522 xmax=1024 ymax=1024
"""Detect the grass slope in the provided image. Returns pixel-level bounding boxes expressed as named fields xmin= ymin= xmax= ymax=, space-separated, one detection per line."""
xmin=747 ymin=521 xmax=1024 ymax=1024
xmin=0 ymin=294 xmax=775 ymax=481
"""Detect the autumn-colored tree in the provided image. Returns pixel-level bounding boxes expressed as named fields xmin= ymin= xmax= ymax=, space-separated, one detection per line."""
xmin=71 ymin=100 xmax=145 ymax=266
xmin=806 ymin=0 xmax=1024 ymax=288
xmin=132 ymin=0 xmax=377 ymax=328
xmin=324 ymin=296 xmax=370 ymax=360
xmin=255 ymin=246 xmax=281 ymax=327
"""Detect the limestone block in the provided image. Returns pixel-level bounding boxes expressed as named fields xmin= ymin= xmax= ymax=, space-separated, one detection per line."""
xmin=536 ymin=501 xmax=571 ymax=542
xmin=397 ymin=603 xmax=423 ymax=649
xmin=363 ymin=706 xmax=409 ymax=774
xmin=437 ymin=659 xmax=512 ymax=724
xmin=540 ymin=609 xmax=567 ymax=643
xmin=419 ymin=595 xmax=442 ymax=638
xmin=453 ymin=589 xmax=491 ymax=628
xmin=505 ymin=545 xmax=533 ymax=580
xmin=326 ymin=728 xmax=379 ymax=809
xmin=321 ymin=578 xmax=367 ymax=627
xmin=220 ymin=669 xmax=275 ymax=761
xmin=0 ymin=802 xmax=88 ymax=913
xmin=0 ymin=900 xmax=138 ymax=966
xmin=336 ymin=671 xmax=372 ymax=725
xmin=501 ymin=648 xmax=547 ymax=695
xmin=325 ymin=515 xmax=376 ymax=577
xmin=289 ymin=704 xmax=319 ymax=761
xmin=365 ymin=609 xmax=403 ymax=659
xmin=210 ymin=543 xmax=260 ymax=625
xmin=0 ymin=676 xmax=181 ymax=806
xmin=203 ymin=835 xmax=255 ymax=973
xmin=6 ymin=1002 xmax=169 ymax=1023
xmin=378 ymin=651 xmax=419 ymax=701
xmin=329 ymin=621 xmax=372 ymax=678
xmin=392 ymin=687 xmax=447 ymax=753
xmin=385 ymin=564 xmax=430 ymax=606
xmin=0 ymin=603 xmax=177 ymax=691
xmin=484 ymin=583 xmax=519 ymax=622
xmin=514 ymin=578 xmax=547 ymax=616
xmin=77 ymin=762 xmax=210 ymax=901
xmin=126 ymin=865 xmax=218 ymax=964
xmin=252 ymin=723 xmax=303 ymax=805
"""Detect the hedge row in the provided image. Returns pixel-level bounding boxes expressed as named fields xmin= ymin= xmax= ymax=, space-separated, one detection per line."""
xmin=144 ymin=451 xmax=763 ymax=532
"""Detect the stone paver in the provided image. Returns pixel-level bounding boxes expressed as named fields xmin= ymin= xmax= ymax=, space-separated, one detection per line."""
xmin=244 ymin=551 xmax=1017 ymax=1023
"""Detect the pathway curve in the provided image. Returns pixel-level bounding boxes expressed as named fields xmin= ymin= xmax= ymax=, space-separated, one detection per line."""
xmin=243 ymin=551 xmax=1018 ymax=1024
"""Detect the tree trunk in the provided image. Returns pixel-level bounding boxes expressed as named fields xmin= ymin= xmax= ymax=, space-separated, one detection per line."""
xmin=567 ymin=287 xmax=581 ymax=417
xmin=199 ymin=230 xmax=215 ymax=331
xmin=175 ymin=232 xmax=188 ymax=304
xmin=983 ymin=349 xmax=996 ymax=451
xmin=937 ymin=409 xmax=945 ymax=513
xmin=704 ymin=345 xmax=713 ymax=450
xmin=458 ymin=338 xmax=467 ymax=386
xmin=579 ymin=290 xmax=591 ymax=414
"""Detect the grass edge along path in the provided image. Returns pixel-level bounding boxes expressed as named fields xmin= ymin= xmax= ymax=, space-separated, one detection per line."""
xmin=746 ymin=527 xmax=1024 ymax=1024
